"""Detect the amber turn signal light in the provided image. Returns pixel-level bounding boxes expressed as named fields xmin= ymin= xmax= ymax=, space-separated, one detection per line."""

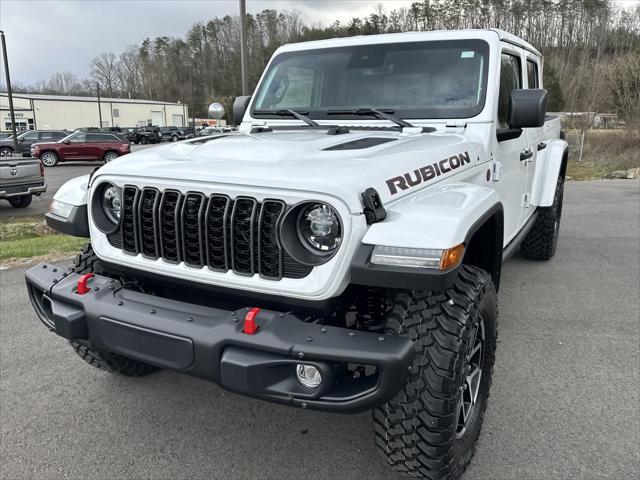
xmin=439 ymin=244 xmax=465 ymax=270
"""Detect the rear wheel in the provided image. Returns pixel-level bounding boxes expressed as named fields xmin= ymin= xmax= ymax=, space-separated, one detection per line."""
xmin=69 ymin=243 xmax=159 ymax=377
xmin=374 ymin=265 xmax=497 ymax=480
xmin=171 ymin=134 xmax=178 ymax=142
xmin=0 ymin=146 xmax=13 ymax=157
xmin=103 ymin=151 xmax=119 ymax=163
xmin=140 ymin=136 xmax=148 ymax=145
xmin=521 ymin=175 xmax=564 ymax=260
xmin=40 ymin=151 xmax=59 ymax=167
xmin=8 ymin=195 xmax=32 ymax=208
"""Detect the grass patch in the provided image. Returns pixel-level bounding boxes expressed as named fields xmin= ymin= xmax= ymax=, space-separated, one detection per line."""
xmin=0 ymin=235 xmax=85 ymax=261
xmin=0 ymin=215 xmax=85 ymax=261
xmin=565 ymin=129 xmax=639 ymax=180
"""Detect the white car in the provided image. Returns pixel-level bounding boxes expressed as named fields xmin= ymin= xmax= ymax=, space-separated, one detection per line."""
xmin=27 ymin=29 xmax=567 ymax=480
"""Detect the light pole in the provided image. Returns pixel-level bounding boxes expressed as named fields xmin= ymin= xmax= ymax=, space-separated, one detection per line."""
xmin=239 ymin=0 xmax=249 ymax=95
xmin=0 ymin=30 xmax=18 ymax=152
xmin=190 ymin=65 xmax=196 ymax=128
xmin=96 ymin=82 xmax=103 ymax=128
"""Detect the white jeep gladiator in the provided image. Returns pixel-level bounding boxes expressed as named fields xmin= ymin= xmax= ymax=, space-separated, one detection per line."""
xmin=26 ymin=29 xmax=567 ymax=479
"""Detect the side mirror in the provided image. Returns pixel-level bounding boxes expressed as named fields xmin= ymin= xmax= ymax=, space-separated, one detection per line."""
xmin=63 ymin=140 xmax=70 ymax=145
xmin=233 ymin=96 xmax=252 ymax=126
xmin=18 ymin=138 xmax=24 ymax=143
xmin=509 ymin=89 xmax=547 ymax=128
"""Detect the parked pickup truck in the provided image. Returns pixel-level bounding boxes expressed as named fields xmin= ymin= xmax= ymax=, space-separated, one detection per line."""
xmin=0 ymin=158 xmax=45 ymax=208
xmin=25 ymin=29 xmax=567 ymax=479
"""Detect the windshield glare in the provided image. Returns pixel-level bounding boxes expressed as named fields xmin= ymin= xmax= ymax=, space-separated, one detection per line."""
xmin=253 ymin=40 xmax=489 ymax=120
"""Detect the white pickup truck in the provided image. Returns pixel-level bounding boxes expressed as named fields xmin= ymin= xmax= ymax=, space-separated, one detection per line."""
xmin=26 ymin=29 xmax=567 ymax=479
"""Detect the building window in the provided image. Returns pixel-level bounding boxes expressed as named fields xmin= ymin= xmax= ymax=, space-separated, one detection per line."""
xmin=113 ymin=108 xmax=119 ymax=118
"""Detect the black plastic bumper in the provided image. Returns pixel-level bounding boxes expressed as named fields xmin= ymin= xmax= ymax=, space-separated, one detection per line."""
xmin=25 ymin=263 xmax=415 ymax=413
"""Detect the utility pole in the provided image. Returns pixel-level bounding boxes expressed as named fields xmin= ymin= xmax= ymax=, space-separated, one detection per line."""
xmin=190 ymin=65 xmax=196 ymax=127
xmin=0 ymin=30 xmax=18 ymax=152
xmin=96 ymin=82 xmax=103 ymax=128
xmin=239 ymin=0 xmax=249 ymax=95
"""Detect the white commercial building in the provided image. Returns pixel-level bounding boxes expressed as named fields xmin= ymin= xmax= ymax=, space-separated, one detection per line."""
xmin=0 ymin=92 xmax=189 ymax=131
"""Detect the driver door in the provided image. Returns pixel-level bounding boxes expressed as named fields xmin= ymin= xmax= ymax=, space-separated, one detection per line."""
xmin=493 ymin=48 xmax=529 ymax=245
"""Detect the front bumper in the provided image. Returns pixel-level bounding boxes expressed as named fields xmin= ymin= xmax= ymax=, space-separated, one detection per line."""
xmin=25 ymin=263 xmax=415 ymax=413
xmin=0 ymin=182 xmax=46 ymax=198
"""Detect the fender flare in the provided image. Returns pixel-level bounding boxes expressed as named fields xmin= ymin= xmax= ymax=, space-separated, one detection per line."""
xmin=530 ymin=139 xmax=568 ymax=207
xmin=45 ymin=174 xmax=90 ymax=237
xmin=351 ymin=183 xmax=504 ymax=291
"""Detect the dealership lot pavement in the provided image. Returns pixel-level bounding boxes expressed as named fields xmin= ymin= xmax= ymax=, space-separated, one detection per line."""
xmin=0 ymin=144 xmax=157 ymax=218
xmin=1 ymin=180 xmax=638 ymax=480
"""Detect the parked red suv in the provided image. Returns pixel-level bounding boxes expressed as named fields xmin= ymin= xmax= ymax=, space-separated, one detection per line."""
xmin=31 ymin=132 xmax=130 ymax=167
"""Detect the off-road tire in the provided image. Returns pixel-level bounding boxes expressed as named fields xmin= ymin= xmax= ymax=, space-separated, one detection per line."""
xmin=8 ymin=195 xmax=32 ymax=208
xmin=68 ymin=243 xmax=159 ymax=377
xmin=520 ymin=175 xmax=564 ymax=260
xmin=374 ymin=265 xmax=497 ymax=480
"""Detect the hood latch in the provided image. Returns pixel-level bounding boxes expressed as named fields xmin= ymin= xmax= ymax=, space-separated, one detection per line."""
xmin=362 ymin=187 xmax=387 ymax=225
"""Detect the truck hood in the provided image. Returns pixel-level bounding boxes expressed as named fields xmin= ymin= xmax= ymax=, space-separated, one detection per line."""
xmin=96 ymin=129 xmax=477 ymax=213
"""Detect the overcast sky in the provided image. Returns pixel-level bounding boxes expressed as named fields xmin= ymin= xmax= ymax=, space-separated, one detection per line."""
xmin=0 ymin=0 xmax=417 ymax=85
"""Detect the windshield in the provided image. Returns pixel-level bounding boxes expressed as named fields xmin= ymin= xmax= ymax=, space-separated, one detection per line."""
xmin=253 ymin=40 xmax=489 ymax=120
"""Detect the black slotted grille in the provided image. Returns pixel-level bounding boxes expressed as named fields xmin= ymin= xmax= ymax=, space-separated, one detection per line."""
xmin=231 ymin=197 xmax=257 ymax=275
xmin=138 ymin=188 xmax=159 ymax=258
xmin=122 ymin=186 xmax=139 ymax=254
xmin=159 ymin=190 xmax=182 ymax=263
xmin=109 ymin=187 xmax=312 ymax=280
xmin=181 ymin=193 xmax=206 ymax=267
xmin=205 ymin=195 xmax=230 ymax=271
xmin=258 ymin=200 xmax=285 ymax=279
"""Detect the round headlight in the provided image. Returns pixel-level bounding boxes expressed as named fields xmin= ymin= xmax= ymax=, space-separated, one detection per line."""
xmin=102 ymin=185 xmax=121 ymax=223
xmin=297 ymin=203 xmax=341 ymax=253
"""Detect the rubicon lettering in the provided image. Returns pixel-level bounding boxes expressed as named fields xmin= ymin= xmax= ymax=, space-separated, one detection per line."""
xmin=385 ymin=151 xmax=472 ymax=195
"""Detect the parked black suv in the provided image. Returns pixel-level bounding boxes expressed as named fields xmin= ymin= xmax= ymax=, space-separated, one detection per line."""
xmin=0 ymin=130 xmax=68 ymax=157
xmin=125 ymin=126 xmax=162 ymax=144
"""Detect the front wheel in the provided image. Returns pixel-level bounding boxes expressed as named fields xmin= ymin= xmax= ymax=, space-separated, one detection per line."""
xmin=374 ymin=265 xmax=497 ymax=480
xmin=103 ymin=151 xmax=119 ymax=163
xmin=8 ymin=195 xmax=32 ymax=208
xmin=171 ymin=134 xmax=178 ymax=142
xmin=0 ymin=147 xmax=13 ymax=157
xmin=40 ymin=151 xmax=59 ymax=167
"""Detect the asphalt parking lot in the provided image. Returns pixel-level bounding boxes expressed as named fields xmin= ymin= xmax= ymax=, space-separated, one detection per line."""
xmin=1 ymin=179 xmax=638 ymax=480
xmin=0 ymin=144 xmax=156 ymax=218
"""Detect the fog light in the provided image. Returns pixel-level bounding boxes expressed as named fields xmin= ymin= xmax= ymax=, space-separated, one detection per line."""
xmin=295 ymin=364 xmax=322 ymax=389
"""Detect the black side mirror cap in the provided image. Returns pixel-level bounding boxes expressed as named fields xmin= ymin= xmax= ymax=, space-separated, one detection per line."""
xmin=509 ymin=89 xmax=547 ymax=128
xmin=233 ymin=96 xmax=252 ymax=126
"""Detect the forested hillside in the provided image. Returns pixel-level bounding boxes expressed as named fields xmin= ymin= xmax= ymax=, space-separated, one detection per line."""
xmin=13 ymin=0 xmax=640 ymax=126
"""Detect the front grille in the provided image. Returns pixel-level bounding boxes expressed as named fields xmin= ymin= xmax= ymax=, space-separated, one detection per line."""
xmin=110 ymin=186 xmax=311 ymax=280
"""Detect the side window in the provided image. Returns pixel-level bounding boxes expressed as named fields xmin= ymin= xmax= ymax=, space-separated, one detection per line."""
xmin=498 ymin=53 xmax=522 ymax=128
xmin=526 ymin=60 xmax=539 ymax=89
xmin=22 ymin=131 xmax=39 ymax=141
xmin=69 ymin=133 xmax=86 ymax=143
xmin=39 ymin=132 xmax=54 ymax=141
xmin=54 ymin=132 xmax=67 ymax=140
xmin=86 ymin=133 xmax=108 ymax=142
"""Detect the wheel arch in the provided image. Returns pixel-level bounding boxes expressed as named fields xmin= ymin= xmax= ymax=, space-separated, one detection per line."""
xmin=462 ymin=204 xmax=504 ymax=291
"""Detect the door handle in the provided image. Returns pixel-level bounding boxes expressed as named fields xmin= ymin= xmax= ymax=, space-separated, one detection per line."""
xmin=520 ymin=149 xmax=534 ymax=161
xmin=537 ymin=142 xmax=547 ymax=151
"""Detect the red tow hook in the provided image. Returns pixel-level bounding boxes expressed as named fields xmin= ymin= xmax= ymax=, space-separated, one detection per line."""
xmin=243 ymin=307 xmax=261 ymax=335
xmin=76 ymin=273 xmax=95 ymax=295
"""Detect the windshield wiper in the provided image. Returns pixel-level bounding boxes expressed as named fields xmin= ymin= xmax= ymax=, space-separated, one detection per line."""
xmin=326 ymin=108 xmax=415 ymax=128
xmin=253 ymin=109 xmax=318 ymax=127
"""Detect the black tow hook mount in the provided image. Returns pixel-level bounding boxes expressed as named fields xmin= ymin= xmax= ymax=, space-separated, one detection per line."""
xmin=362 ymin=187 xmax=387 ymax=225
